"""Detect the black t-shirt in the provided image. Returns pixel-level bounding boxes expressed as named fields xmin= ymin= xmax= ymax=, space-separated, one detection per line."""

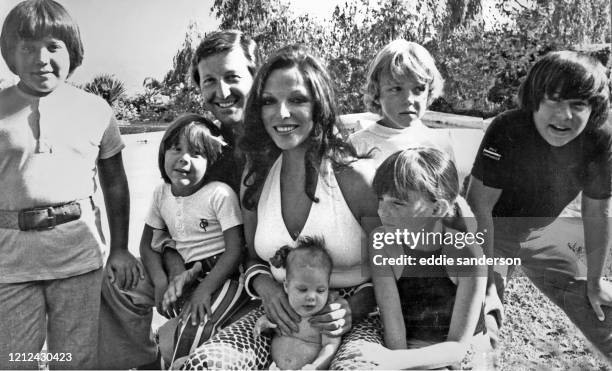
xmin=471 ymin=109 xmax=612 ymax=229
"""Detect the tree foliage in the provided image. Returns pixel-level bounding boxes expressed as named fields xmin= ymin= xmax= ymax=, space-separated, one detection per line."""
xmin=481 ymin=0 xmax=611 ymax=113
xmin=82 ymin=73 xmax=126 ymax=105
xmin=161 ymin=0 xmax=610 ymax=118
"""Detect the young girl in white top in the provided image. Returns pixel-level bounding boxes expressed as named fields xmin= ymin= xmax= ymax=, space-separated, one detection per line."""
xmin=154 ymin=114 xmax=250 ymax=362
xmin=101 ymin=114 xmax=248 ymax=368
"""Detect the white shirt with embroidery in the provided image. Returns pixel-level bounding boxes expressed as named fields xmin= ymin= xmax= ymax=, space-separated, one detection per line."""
xmin=146 ymin=181 xmax=242 ymax=263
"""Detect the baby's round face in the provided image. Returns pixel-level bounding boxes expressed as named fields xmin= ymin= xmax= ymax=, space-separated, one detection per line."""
xmin=284 ymin=266 xmax=329 ymax=317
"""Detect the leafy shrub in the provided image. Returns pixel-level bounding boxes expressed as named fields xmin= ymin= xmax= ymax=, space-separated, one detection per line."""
xmin=113 ymin=97 xmax=140 ymax=121
xmin=83 ymin=74 xmax=126 ymax=106
xmin=473 ymin=0 xmax=611 ymax=116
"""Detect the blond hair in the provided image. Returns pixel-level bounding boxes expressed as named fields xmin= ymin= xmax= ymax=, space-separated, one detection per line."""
xmin=363 ymin=39 xmax=444 ymax=113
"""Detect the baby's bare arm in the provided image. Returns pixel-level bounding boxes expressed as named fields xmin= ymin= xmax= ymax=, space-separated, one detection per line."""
xmin=303 ymin=334 xmax=340 ymax=370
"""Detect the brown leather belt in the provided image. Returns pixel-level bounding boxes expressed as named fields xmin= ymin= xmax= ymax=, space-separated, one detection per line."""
xmin=0 ymin=198 xmax=93 ymax=231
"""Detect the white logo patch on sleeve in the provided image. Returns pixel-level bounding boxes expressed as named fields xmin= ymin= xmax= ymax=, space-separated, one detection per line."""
xmin=483 ymin=147 xmax=502 ymax=161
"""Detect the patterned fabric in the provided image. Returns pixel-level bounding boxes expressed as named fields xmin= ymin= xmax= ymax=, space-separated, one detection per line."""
xmin=178 ymin=307 xmax=270 ymax=370
xmin=179 ymin=288 xmax=383 ymax=370
xmin=170 ymin=277 xmax=251 ymax=367
xmin=329 ymin=316 xmax=382 ymax=370
xmin=98 ymin=256 xmax=248 ymax=369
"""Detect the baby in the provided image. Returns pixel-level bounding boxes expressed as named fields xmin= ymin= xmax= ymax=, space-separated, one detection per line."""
xmin=254 ymin=236 xmax=340 ymax=370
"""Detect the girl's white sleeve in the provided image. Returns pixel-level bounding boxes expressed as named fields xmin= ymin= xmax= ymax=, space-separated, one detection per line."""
xmin=144 ymin=183 xmax=167 ymax=230
xmin=210 ymin=182 xmax=243 ymax=231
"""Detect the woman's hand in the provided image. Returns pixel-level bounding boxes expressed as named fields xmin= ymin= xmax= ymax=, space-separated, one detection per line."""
xmin=309 ymin=292 xmax=352 ymax=337
xmin=256 ymin=274 xmax=300 ymax=334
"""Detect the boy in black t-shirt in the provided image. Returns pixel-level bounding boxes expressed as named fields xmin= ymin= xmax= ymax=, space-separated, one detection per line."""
xmin=468 ymin=51 xmax=612 ymax=360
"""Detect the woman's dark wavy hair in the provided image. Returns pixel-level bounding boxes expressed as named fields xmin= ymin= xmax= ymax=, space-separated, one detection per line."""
xmin=158 ymin=113 xmax=237 ymax=193
xmin=519 ymin=50 xmax=610 ymax=133
xmin=240 ymin=44 xmax=361 ymax=210
xmin=1 ymin=0 xmax=83 ymax=76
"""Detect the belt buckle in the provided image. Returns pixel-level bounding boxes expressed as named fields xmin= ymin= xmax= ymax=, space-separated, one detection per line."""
xmin=40 ymin=207 xmax=56 ymax=230
xmin=20 ymin=207 xmax=56 ymax=231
